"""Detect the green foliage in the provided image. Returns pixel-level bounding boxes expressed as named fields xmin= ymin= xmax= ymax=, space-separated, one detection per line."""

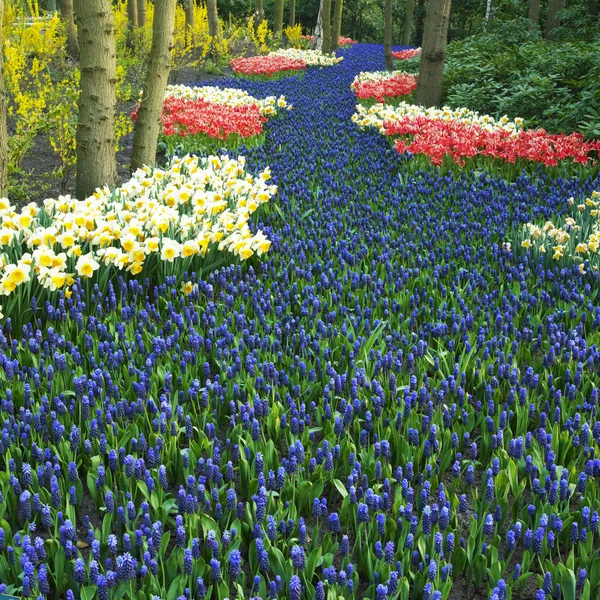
xmin=441 ymin=20 xmax=600 ymax=137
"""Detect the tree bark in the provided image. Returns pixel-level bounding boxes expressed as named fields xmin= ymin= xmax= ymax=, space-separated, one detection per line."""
xmin=314 ymin=0 xmax=323 ymax=50
xmin=0 ymin=0 xmax=8 ymax=199
xmin=588 ymin=0 xmax=598 ymax=15
xmin=415 ymin=0 xmax=451 ymax=108
xmin=485 ymin=0 xmax=492 ymax=20
xmin=126 ymin=0 xmax=138 ymax=50
xmin=74 ymin=0 xmax=118 ymax=199
xmin=544 ymin=0 xmax=565 ymax=39
xmin=207 ymin=0 xmax=219 ymax=37
xmin=131 ymin=0 xmax=176 ymax=171
xmin=184 ymin=0 xmax=195 ymax=46
xmin=274 ymin=0 xmax=284 ymax=37
xmin=289 ymin=0 xmax=296 ymax=26
xmin=255 ymin=0 xmax=264 ymax=26
xmin=47 ymin=0 xmax=57 ymax=12
xmin=58 ymin=0 xmax=79 ymax=59
xmin=384 ymin=0 xmax=393 ymax=70
xmin=331 ymin=0 xmax=343 ymax=49
xmin=528 ymin=0 xmax=540 ymax=30
xmin=137 ymin=0 xmax=147 ymax=27
xmin=402 ymin=0 xmax=415 ymax=45
xmin=322 ymin=0 xmax=332 ymax=52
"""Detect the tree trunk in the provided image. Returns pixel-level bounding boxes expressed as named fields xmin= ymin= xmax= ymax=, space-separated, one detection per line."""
xmin=0 ymin=0 xmax=8 ymax=199
xmin=255 ymin=0 xmax=264 ymax=25
xmin=137 ymin=0 xmax=147 ymax=27
xmin=415 ymin=0 xmax=451 ymax=108
xmin=402 ymin=0 xmax=414 ymax=45
xmin=384 ymin=0 xmax=393 ymax=70
xmin=331 ymin=0 xmax=343 ymax=49
xmin=184 ymin=0 xmax=195 ymax=46
xmin=415 ymin=0 xmax=425 ymax=45
xmin=207 ymin=0 xmax=219 ymax=37
xmin=544 ymin=0 xmax=565 ymax=39
xmin=47 ymin=0 xmax=57 ymax=12
xmin=131 ymin=0 xmax=176 ymax=171
xmin=485 ymin=0 xmax=492 ymax=20
xmin=588 ymin=0 xmax=598 ymax=15
xmin=126 ymin=0 xmax=138 ymax=49
xmin=274 ymin=0 xmax=284 ymax=37
xmin=289 ymin=0 xmax=296 ymax=26
xmin=322 ymin=0 xmax=332 ymax=52
xmin=528 ymin=0 xmax=540 ymax=30
xmin=59 ymin=0 xmax=79 ymax=59
xmin=314 ymin=0 xmax=323 ymax=50
xmin=74 ymin=0 xmax=118 ymax=199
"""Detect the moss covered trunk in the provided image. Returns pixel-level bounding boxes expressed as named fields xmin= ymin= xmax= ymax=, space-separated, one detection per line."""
xmin=331 ymin=0 xmax=343 ymax=49
xmin=74 ymin=0 xmax=118 ymax=199
xmin=274 ymin=0 xmax=284 ymax=37
xmin=415 ymin=0 xmax=452 ymax=107
xmin=322 ymin=0 xmax=332 ymax=53
xmin=544 ymin=0 xmax=565 ymax=39
xmin=59 ymin=0 xmax=79 ymax=58
xmin=402 ymin=0 xmax=415 ymax=45
xmin=137 ymin=0 xmax=147 ymax=27
xmin=289 ymin=0 xmax=296 ymax=26
xmin=207 ymin=0 xmax=219 ymax=37
xmin=185 ymin=0 xmax=195 ymax=46
xmin=528 ymin=0 xmax=540 ymax=30
xmin=126 ymin=0 xmax=138 ymax=49
xmin=384 ymin=0 xmax=393 ymax=70
xmin=131 ymin=0 xmax=176 ymax=171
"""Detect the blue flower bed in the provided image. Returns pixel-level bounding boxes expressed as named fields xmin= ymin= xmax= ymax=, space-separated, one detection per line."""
xmin=0 ymin=44 xmax=599 ymax=600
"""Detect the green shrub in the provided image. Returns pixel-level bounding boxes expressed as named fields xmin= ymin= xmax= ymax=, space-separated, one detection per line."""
xmin=439 ymin=20 xmax=600 ymax=137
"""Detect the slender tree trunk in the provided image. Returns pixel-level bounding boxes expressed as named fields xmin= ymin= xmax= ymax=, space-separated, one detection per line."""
xmin=0 ymin=0 xmax=8 ymax=198
xmin=415 ymin=0 xmax=425 ymax=45
xmin=255 ymin=0 xmax=264 ymax=25
xmin=384 ymin=0 xmax=392 ymax=70
xmin=485 ymin=0 xmax=492 ymax=20
xmin=528 ymin=0 xmax=540 ymax=30
xmin=74 ymin=0 xmax=117 ymax=199
xmin=402 ymin=0 xmax=415 ymax=45
xmin=415 ymin=0 xmax=451 ymax=108
xmin=131 ymin=0 xmax=176 ymax=171
xmin=207 ymin=0 xmax=219 ymax=37
xmin=331 ymin=0 xmax=343 ymax=49
xmin=184 ymin=0 xmax=195 ymax=46
xmin=322 ymin=0 xmax=332 ymax=52
xmin=289 ymin=0 xmax=296 ymax=26
xmin=126 ymin=0 xmax=138 ymax=50
xmin=544 ymin=0 xmax=565 ymax=39
xmin=314 ymin=0 xmax=323 ymax=50
xmin=274 ymin=0 xmax=284 ymax=37
xmin=59 ymin=0 xmax=79 ymax=59
xmin=137 ymin=0 xmax=147 ymax=27
xmin=47 ymin=0 xmax=57 ymax=12
xmin=588 ymin=0 xmax=598 ymax=15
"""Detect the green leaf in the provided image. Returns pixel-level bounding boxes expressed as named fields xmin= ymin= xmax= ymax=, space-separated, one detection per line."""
xmin=332 ymin=479 xmax=348 ymax=499
xmin=80 ymin=588 xmax=97 ymax=600
xmin=560 ymin=565 xmax=576 ymax=600
xmin=167 ymin=575 xmax=185 ymax=600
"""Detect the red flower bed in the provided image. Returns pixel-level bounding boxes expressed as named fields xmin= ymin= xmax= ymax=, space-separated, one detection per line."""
xmin=354 ymin=73 xmax=417 ymax=103
xmin=160 ymin=97 xmax=266 ymax=140
xmin=384 ymin=116 xmax=600 ymax=167
xmin=230 ymin=55 xmax=306 ymax=77
xmin=392 ymin=48 xmax=421 ymax=60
